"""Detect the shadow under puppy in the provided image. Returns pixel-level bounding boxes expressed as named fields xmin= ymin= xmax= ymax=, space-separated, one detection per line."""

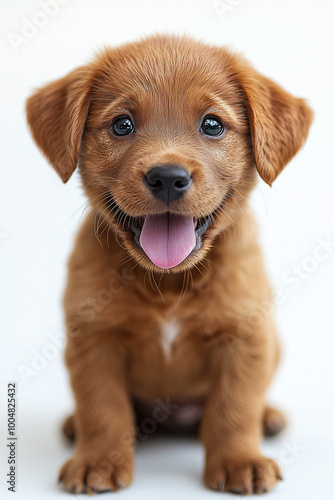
xmin=26 ymin=35 xmax=312 ymax=495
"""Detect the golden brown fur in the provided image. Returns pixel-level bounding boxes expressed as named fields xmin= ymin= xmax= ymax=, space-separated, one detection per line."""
xmin=26 ymin=35 xmax=312 ymax=494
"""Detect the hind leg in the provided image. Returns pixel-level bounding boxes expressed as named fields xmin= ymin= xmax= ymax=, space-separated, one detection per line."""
xmin=62 ymin=414 xmax=76 ymax=441
xmin=263 ymin=405 xmax=286 ymax=437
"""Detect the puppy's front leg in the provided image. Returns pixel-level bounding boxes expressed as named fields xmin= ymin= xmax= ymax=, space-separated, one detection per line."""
xmin=59 ymin=332 xmax=134 ymax=494
xmin=201 ymin=329 xmax=282 ymax=494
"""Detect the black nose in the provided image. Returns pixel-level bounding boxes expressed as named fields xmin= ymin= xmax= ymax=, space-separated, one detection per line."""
xmin=144 ymin=165 xmax=192 ymax=204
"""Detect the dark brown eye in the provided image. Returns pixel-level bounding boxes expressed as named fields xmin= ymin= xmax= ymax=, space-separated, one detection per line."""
xmin=201 ymin=116 xmax=224 ymax=136
xmin=112 ymin=115 xmax=134 ymax=136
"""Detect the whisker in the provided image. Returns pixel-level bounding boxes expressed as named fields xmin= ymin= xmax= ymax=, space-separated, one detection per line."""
xmin=84 ymin=175 xmax=120 ymax=190
xmin=158 ymin=272 xmax=164 ymax=290
xmin=91 ymin=84 xmax=118 ymax=98
xmin=189 ymin=268 xmax=194 ymax=289
xmin=69 ymin=191 xmax=108 ymax=223
xmin=200 ymin=256 xmax=212 ymax=269
xmin=131 ymin=257 xmax=145 ymax=273
xmin=93 ymin=195 xmax=116 ymax=246
xmin=119 ymin=255 xmax=136 ymax=268
xmin=150 ymin=271 xmax=164 ymax=301
xmin=176 ymin=269 xmax=187 ymax=308
xmin=143 ymin=268 xmax=148 ymax=290
xmin=193 ymin=263 xmax=204 ymax=277
xmin=197 ymin=261 xmax=208 ymax=275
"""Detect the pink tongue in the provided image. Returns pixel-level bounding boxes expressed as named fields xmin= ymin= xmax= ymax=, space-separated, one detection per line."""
xmin=140 ymin=214 xmax=196 ymax=269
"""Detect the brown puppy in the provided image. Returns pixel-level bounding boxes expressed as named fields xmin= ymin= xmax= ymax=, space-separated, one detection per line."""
xmin=26 ymin=35 xmax=312 ymax=495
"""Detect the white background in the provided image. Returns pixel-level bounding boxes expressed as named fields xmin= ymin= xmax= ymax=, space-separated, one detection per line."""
xmin=1 ymin=0 xmax=334 ymax=498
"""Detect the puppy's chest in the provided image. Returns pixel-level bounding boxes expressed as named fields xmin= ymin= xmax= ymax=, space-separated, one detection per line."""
xmin=159 ymin=316 xmax=181 ymax=358
xmin=130 ymin=309 xmax=212 ymax=361
xmin=143 ymin=313 xmax=206 ymax=365
xmin=130 ymin=310 xmax=203 ymax=362
xmin=128 ymin=313 xmax=210 ymax=398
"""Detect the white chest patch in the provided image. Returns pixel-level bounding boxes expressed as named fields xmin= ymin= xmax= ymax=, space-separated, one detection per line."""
xmin=160 ymin=317 xmax=180 ymax=358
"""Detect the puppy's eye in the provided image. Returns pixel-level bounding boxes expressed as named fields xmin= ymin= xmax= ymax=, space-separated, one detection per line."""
xmin=111 ymin=115 xmax=134 ymax=136
xmin=201 ymin=116 xmax=224 ymax=136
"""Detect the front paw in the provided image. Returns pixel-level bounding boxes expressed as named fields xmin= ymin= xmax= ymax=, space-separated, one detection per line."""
xmin=58 ymin=448 xmax=133 ymax=494
xmin=204 ymin=454 xmax=282 ymax=494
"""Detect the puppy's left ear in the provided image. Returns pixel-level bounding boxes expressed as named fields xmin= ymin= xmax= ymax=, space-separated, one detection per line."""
xmin=26 ymin=66 xmax=92 ymax=183
xmin=235 ymin=61 xmax=313 ymax=186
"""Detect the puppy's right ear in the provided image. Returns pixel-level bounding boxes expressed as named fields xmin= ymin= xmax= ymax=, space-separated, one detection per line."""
xmin=26 ymin=66 xmax=92 ymax=182
xmin=229 ymin=57 xmax=313 ymax=186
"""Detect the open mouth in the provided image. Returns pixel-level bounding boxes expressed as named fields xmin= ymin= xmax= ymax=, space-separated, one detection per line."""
xmin=102 ymin=191 xmax=215 ymax=269
xmin=130 ymin=214 xmax=211 ymax=269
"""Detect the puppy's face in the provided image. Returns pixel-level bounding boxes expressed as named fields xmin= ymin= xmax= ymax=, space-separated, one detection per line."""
xmin=26 ymin=36 xmax=312 ymax=273
xmin=81 ymin=41 xmax=253 ymax=272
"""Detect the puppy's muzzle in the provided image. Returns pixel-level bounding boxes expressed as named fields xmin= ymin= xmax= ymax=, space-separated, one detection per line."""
xmin=144 ymin=164 xmax=192 ymax=204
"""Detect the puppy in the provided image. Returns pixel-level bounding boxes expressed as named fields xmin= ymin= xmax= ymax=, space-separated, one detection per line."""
xmin=26 ymin=35 xmax=312 ymax=494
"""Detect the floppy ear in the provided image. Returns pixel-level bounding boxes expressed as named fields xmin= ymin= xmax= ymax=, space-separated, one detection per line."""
xmin=235 ymin=63 xmax=313 ymax=186
xmin=26 ymin=66 xmax=92 ymax=183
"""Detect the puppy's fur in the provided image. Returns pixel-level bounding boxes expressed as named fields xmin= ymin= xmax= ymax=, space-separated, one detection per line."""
xmin=26 ymin=35 xmax=312 ymax=494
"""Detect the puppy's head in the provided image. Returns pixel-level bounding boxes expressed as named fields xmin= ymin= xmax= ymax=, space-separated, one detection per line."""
xmin=26 ymin=35 xmax=312 ymax=273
